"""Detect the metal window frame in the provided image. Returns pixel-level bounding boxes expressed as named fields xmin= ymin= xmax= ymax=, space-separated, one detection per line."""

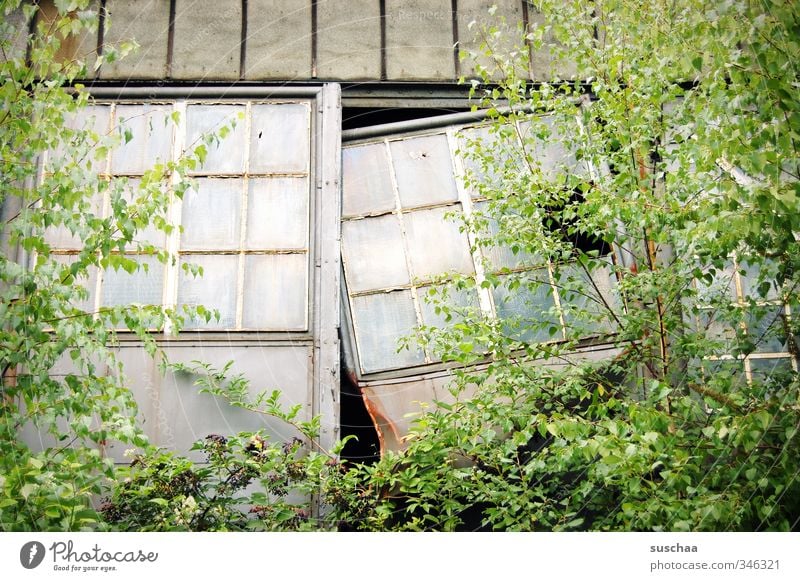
xmin=340 ymin=110 xmax=621 ymax=381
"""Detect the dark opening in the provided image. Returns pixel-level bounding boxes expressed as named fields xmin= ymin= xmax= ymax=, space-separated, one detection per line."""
xmin=339 ymin=365 xmax=380 ymax=464
xmin=342 ymin=106 xmax=469 ymax=131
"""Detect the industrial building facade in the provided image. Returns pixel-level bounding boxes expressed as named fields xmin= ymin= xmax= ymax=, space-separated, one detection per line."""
xmin=7 ymin=0 xmax=797 ymax=460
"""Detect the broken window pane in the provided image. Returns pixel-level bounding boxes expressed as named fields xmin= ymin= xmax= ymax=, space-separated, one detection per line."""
xmin=112 ymin=104 xmax=174 ymax=174
xmin=342 ymin=143 xmax=396 ymax=217
xmin=402 ymin=205 xmax=474 ymax=280
xmin=351 ymin=291 xmax=425 ymax=373
xmin=186 ymin=104 xmax=246 ymax=174
xmin=249 ymin=103 xmax=310 ymax=174
xmin=342 ymin=215 xmax=409 ymax=292
xmin=242 ymin=254 xmax=307 ymax=330
xmin=390 ymin=134 xmax=459 ymax=208
xmin=178 ymin=255 xmax=238 ymax=329
xmin=180 ymin=178 xmax=243 ymax=251
xmin=245 ymin=177 xmax=308 ymax=250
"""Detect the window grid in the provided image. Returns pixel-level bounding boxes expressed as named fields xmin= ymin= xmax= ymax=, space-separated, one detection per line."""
xmin=697 ymin=259 xmax=798 ymax=384
xmin=44 ymin=100 xmax=313 ymax=333
xmin=342 ymin=119 xmax=617 ymax=375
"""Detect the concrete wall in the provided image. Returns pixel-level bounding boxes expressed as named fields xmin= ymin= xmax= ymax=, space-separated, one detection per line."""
xmin=21 ymin=0 xmax=566 ymax=82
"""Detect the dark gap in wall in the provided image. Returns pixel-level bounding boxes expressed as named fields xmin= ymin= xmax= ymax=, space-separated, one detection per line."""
xmin=310 ymin=0 xmax=318 ymax=78
xmin=379 ymin=0 xmax=387 ymax=81
xmin=24 ymin=0 xmax=39 ymax=67
xmin=339 ymin=368 xmax=380 ymax=464
xmin=342 ymin=106 xmax=469 ymax=131
xmin=239 ymin=0 xmax=248 ymax=79
xmin=451 ymin=0 xmax=460 ymax=78
xmin=520 ymin=0 xmax=534 ymax=80
xmin=96 ymin=0 xmax=107 ymax=58
xmin=166 ymin=0 xmax=176 ymax=78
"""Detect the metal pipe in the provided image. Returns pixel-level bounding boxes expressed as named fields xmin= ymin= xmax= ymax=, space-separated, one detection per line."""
xmin=342 ymin=109 xmax=493 ymax=142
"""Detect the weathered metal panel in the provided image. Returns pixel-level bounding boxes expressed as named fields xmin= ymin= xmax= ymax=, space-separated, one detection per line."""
xmin=385 ymin=0 xmax=455 ymax=80
xmin=457 ymin=0 xmax=525 ymax=80
xmin=314 ymin=83 xmax=343 ymax=452
xmin=171 ymin=0 xmax=242 ymax=80
xmin=101 ymin=0 xmax=170 ymax=79
xmin=245 ymin=0 xmax=312 ymax=80
xmin=316 ymin=0 xmax=381 ymax=80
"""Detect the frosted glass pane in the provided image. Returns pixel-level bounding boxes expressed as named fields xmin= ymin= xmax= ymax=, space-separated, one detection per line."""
xmin=351 ymin=291 xmax=425 ymax=373
xmin=403 ymin=206 xmax=474 ymax=280
xmin=457 ymin=125 xmax=519 ymax=198
xmin=181 ymin=178 xmax=242 ymax=250
xmin=242 ymin=254 xmax=307 ymax=330
xmin=418 ymin=283 xmax=480 ymax=331
xmin=53 ymin=255 xmax=97 ymax=313
xmin=747 ymin=305 xmax=789 ymax=353
xmin=473 ymin=202 xmax=539 ymax=271
xmin=246 ymin=178 xmax=308 ymax=249
xmin=102 ymin=255 xmax=164 ymax=307
xmin=517 ymin=117 xmax=584 ymax=178
xmin=186 ymin=104 xmax=246 ymax=174
xmin=749 ymin=358 xmax=793 ymax=384
xmin=116 ymin=178 xmax=167 ymax=249
xmin=112 ymin=104 xmax=174 ymax=174
xmin=492 ymin=272 xmax=561 ymax=343
xmin=51 ymin=106 xmax=111 ymax=165
xmin=342 ymin=215 xmax=409 ymax=292
xmin=178 ymin=255 xmax=238 ymax=329
xmin=342 ymin=144 xmax=396 ymax=217
xmin=44 ymin=193 xmax=103 ymax=249
xmin=556 ymin=258 xmax=618 ymax=336
xmin=390 ymin=134 xmax=458 ymax=208
xmin=738 ymin=259 xmax=781 ymax=301
xmin=249 ymin=103 xmax=310 ymax=173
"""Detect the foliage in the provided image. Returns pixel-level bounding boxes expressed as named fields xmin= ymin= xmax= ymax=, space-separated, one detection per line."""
xmin=102 ymin=362 xmax=357 ymax=531
xmin=334 ymin=0 xmax=800 ymax=531
xmin=0 ymin=0 xmax=222 ymax=530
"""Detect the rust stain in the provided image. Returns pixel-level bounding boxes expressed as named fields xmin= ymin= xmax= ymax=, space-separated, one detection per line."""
xmin=360 ymin=387 xmax=403 ymax=456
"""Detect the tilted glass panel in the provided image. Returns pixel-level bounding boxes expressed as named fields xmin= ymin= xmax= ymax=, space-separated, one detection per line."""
xmin=556 ymin=258 xmax=618 ymax=336
xmin=351 ymin=291 xmax=425 ymax=373
xmin=342 ymin=143 xmax=396 ymax=217
xmin=185 ymin=104 xmax=246 ymax=174
xmin=747 ymin=305 xmax=789 ymax=353
xmin=473 ymin=201 xmax=539 ymax=272
xmin=242 ymin=254 xmax=308 ymax=330
xmin=457 ymin=124 xmax=523 ymax=199
xmin=249 ymin=103 xmax=310 ymax=174
xmin=402 ymin=205 xmax=474 ymax=281
xmin=516 ymin=117 xmax=585 ymax=179
xmin=390 ymin=134 xmax=459 ymax=208
xmin=342 ymin=215 xmax=409 ymax=292
xmin=178 ymin=255 xmax=238 ymax=329
xmin=492 ymin=271 xmax=562 ymax=343
xmin=749 ymin=357 xmax=794 ymax=385
xmin=101 ymin=255 xmax=164 ymax=307
xmin=418 ymin=283 xmax=480 ymax=331
xmin=180 ymin=178 xmax=243 ymax=251
xmin=246 ymin=177 xmax=308 ymax=250
xmin=111 ymin=104 xmax=174 ymax=174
